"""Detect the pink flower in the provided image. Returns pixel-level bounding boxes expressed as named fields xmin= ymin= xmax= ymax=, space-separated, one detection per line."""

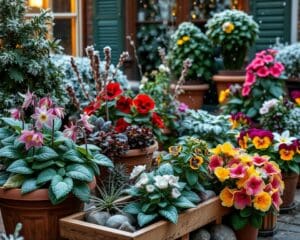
xmin=244 ymin=175 xmax=265 ymax=196
xmin=253 ymin=155 xmax=268 ymax=166
xmin=208 ymin=155 xmax=224 ymax=172
xmin=275 ymin=62 xmax=284 ymax=72
xmin=271 ymin=190 xmax=282 ymax=211
xmin=256 ymin=66 xmax=270 ymax=77
xmin=21 ymin=90 xmax=34 ymax=109
xmin=251 ymin=58 xmax=265 ymax=70
xmin=49 ymin=107 xmax=64 ymax=119
xmin=9 ymin=108 xmax=21 ymax=120
xmin=270 ymin=174 xmax=284 ymax=192
xmin=230 ymin=163 xmax=247 ymax=178
xmin=262 ymin=54 xmax=274 ymax=63
xmin=263 ymin=162 xmax=280 ymax=176
xmin=79 ymin=114 xmax=94 ymax=132
xmin=256 ymin=50 xmax=267 ymax=58
xmin=241 ymin=85 xmax=251 ymax=96
xmin=245 ymin=72 xmax=256 ymax=86
xmin=178 ymin=103 xmax=189 ymax=112
xmin=19 ymin=130 xmax=43 ymax=150
xmin=233 ymin=189 xmax=252 ymax=210
xmin=32 ymin=107 xmax=56 ymax=130
xmin=63 ymin=123 xmax=77 ymax=141
xmin=269 ymin=65 xmax=282 ymax=78
xmin=38 ymin=97 xmax=53 ymax=109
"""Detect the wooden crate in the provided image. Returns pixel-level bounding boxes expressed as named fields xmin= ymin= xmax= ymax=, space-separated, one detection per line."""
xmin=60 ymin=197 xmax=231 ymax=240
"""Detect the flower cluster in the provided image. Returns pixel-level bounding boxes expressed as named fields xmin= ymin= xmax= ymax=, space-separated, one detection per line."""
xmin=237 ymin=129 xmax=300 ymax=174
xmin=209 ymin=142 xmax=283 ymax=230
xmin=229 ymin=112 xmax=252 ymax=130
xmin=177 ymin=35 xmax=190 ymax=46
xmin=242 ymin=49 xmax=285 ymax=96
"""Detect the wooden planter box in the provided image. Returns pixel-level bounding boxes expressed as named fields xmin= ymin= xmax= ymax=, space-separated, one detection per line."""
xmin=60 ymin=197 xmax=231 ymax=240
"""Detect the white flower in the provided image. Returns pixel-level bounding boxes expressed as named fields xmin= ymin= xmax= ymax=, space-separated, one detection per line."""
xmin=259 ymin=107 xmax=268 ymax=115
xmin=273 ymin=130 xmax=296 ymax=150
xmin=259 ymin=99 xmax=279 ymax=115
xmin=146 ymin=184 xmax=155 ymax=193
xmin=135 ymin=173 xmax=149 ymax=188
xmin=141 ymin=76 xmax=148 ymax=84
xmin=168 ymin=175 xmax=180 ymax=188
xmin=158 ymin=64 xmax=170 ymax=74
xmin=153 ymin=175 xmax=169 ymax=189
xmin=130 ymin=165 xmax=146 ymax=179
xmin=171 ymin=188 xmax=181 ymax=199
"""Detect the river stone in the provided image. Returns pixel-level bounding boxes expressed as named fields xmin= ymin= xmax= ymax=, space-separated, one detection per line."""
xmin=85 ymin=211 xmax=111 ymax=226
xmin=210 ymin=224 xmax=236 ymax=240
xmin=106 ymin=214 xmax=131 ymax=229
xmin=190 ymin=228 xmax=211 ymax=240
xmin=119 ymin=221 xmax=136 ymax=232
xmin=200 ymin=190 xmax=216 ymax=201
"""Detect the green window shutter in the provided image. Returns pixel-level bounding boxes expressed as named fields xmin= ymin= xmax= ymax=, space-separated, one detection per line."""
xmin=93 ymin=0 xmax=124 ymax=64
xmin=250 ymin=0 xmax=291 ymax=52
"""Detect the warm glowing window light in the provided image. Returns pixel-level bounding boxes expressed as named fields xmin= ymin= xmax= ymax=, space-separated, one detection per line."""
xmin=28 ymin=0 xmax=43 ymax=8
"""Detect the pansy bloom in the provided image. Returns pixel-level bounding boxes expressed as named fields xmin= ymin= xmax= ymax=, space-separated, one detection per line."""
xmin=278 ymin=143 xmax=296 ymax=161
xmin=248 ymin=129 xmax=273 ymax=150
xmin=101 ymin=82 xmax=123 ymax=100
xmin=189 ymin=156 xmax=203 ymax=170
xmin=132 ymin=94 xmax=155 ymax=115
xmin=168 ymin=145 xmax=182 ymax=156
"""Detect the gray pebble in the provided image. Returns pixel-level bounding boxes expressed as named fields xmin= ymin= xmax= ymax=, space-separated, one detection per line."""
xmin=191 ymin=228 xmax=211 ymax=240
xmin=200 ymin=190 xmax=216 ymax=201
xmin=85 ymin=211 xmax=111 ymax=226
xmin=106 ymin=214 xmax=131 ymax=229
xmin=119 ymin=221 xmax=136 ymax=232
xmin=210 ymin=224 xmax=236 ymax=240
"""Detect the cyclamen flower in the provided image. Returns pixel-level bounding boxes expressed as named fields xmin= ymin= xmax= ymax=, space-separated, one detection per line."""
xmin=38 ymin=97 xmax=53 ymax=109
xmin=269 ymin=64 xmax=283 ymax=78
xmin=79 ymin=114 xmax=94 ymax=132
xmin=19 ymin=130 xmax=43 ymax=150
xmin=241 ymin=85 xmax=251 ymax=96
xmin=262 ymin=54 xmax=274 ymax=63
xmin=245 ymin=72 xmax=256 ymax=86
xmin=244 ymin=175 xmax=265 ymax=196
xmin=256 ymin=66 xmax=270 ymax=78
xmin=9 ymin=108 xmax=21 ymax=120
xmin=32 ymin=107 xmax=56 ymax=130
xmin=153 ymin=175 xmax=169 ymax=189
xmin=63 ymin=122 xmax=77 ymax=141
xmin=49 ymin=107 xmax=64 ymax=119
xmin=178 ymin=102 xmax=189 ymax=112
xmin=135 ymin=173 xmax=149 ymax=188
xmin=233 ymin=189 xmax=252 ymax=210
xmin=21 ymin=90 xmax=35 ymax=109
xmin=146 ymin=184 xmax=155 ymax=193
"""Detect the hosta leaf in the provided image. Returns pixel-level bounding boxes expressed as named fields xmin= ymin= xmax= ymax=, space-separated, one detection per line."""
xmin=230 ymin=213 xmax=248 ymax=230
xmin=21 ymin=178 xmax=39 ymax=194
xmin=123 ymin=202 xmax=142 ymax=215
xmin=185 ymin=169 xmax=198 ymax=186
xmin=1 ymin=118 xmax=22 ymax=131
xmin=0 ymin=128 xmax=12 ymax=140
xmin=72 ymin=183 xmax=90 ymax=202
xmin=63 ymin=149 xmax=84 ymax=163
xmin=51 ymin=175 xmax=73 ymax=200
xmin=7 ymin=159 xmax=33 ymax=174
xmin=159 ymin=206 xmax=178 ymax=224
xmin=35 ymin=146 xmax=59 ymax=161
xmin=0 ymin=146 xmax=20 ymax=159
xmin=93 ymin=154 xmax=113 ymax=168
xmin=66 ymin=164 xmax=93 ymax=182
xmin=174 ymin=196 xmax=196 ymax=209
xmin=0 ymin=172 xmax=10 ymax=185
xmin=32 ymin=160 xmax=55 ymax=170
xmin=36 ymin=168 xmax=57 ymax=185
xmin=48 ymin=186 xmax=68 ymax=205
xmin=3 ymin=174 xmax=25 ymax=188
xmin=157 ymin=163 xmax=174 ymax=175
xmin=137 ymin=212 xmax=158 ymax=227
xmin=182 ymin=190 xmax=201 ymax=203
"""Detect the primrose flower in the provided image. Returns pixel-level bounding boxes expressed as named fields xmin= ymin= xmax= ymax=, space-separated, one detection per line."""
xmin=20 ymin=90 xmax=35 ymax=109
xmin=19 ymin=130 xmax=43 ymax=150
xmin=220 ymin=187 xmax=235 ymax=207
xmin=263 ymin=161 xmax=280 ymax=176
xmin=9 ymin=108 xmax=21 ymax=120
xmin=253 ymin=191 xmax=272 ymax=212
xmin=214 ymin=167 xmax=230 ymax=182
xmin=32 ymin=107 xmax=56 ymax=130
xmin=233 ymin=189 xmax=252 ymax=210
xmin=230 ymin=163 xmax=247 ymax=179
xmin=189 ymin=155 xmax=203 ymax=170
xmin=273 ymin=131 xmax=296 ymax=151
xmin=79 ymin=114 xmax=94 ymax=132
xmin=208 ymin=155 xmax=224 ymax=172
xmin=244 ymin=175 xmax=265 ymax=196
xmin=63 ymin=122 xmax=77 ymax=141
xmin=271 ymin=190 xmax=283 ymax=211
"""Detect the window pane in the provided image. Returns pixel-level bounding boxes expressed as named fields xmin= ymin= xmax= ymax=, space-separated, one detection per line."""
xmin=53 ymin=18 xmax=74 ymax=55
xmin=190 ymin=0 xmax=231 ymax=20
xmin=52 ymin=0 xmax=75 ymax=13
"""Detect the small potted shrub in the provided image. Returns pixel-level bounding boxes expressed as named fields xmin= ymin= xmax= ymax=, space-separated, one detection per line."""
xmin=0 ymin=92 xmax=113 ymax=240
xmin=168 ymin=22 xmax=214 ymax=109
xmin=206 ymin=10 xmax=259 ymax=95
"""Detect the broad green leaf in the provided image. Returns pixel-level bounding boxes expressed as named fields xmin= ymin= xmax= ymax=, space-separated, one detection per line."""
xmin=185 ymin=169 xmax=198 ymax=186
xmin=250 ymin=214 xmax=263 ymax=228
xmin=48 ymin=186 xmax=68 ymax=205
xmin=182 ymin=190 xmax=201 ymax=204
xmin=7 ymin=159 xmax=33 ymax=174
xmin=0 ymin=128 xmax=12 ymax=140
xmin=63 ymin=149 xmax=84 ymax=163
xmin=93 ymin=154 xmax=113 ymax=167
xmin=240 ymin=207 xmax=252 ymax=218
xmin=159 ymin=206 xmax=178 ymax=224
xmin=123 ymin=202 xmax=142 ymax=215
xmin=66 ymin=164 xmax=93 ymax=182
xmin=32 ymin=160 xmax=55 ymax=170
xmin=137 ymin=212 xmax=158 ymax=227
xmin=157 ymin=163 xmax=174 ymax=175
xmin=0 ymin=146 xmax=20 ymax=159
xmin=21 ymin=178 xmax=39 ymax=194
xmin=1 ymin=118 xmax=22 ymax=131
xmin=246 ymin=108 xmax=257 ymax=118
xmin=35 ymin=146 xmax=59 ymax=161
xmin=72 ymin=183 xmax=90 ymax=202
xmin=36 ymin=168 xmax=57 ymax=185
xmin=3 ymin=174 xmax=25 ymax=188
xmin=0 ymin=172 xmax=10 ymax=185
xmin=230 ymin=213 xmax=248 ymax=230
xmin=288 ymin=163 xmax=300 ymax=174
xmin=174 ymin=196 xmax=196 ymax=209
xmin=51 ymin=175 xmax=73 ymax=200
xmin=158 ymin=201 xmax=168 ymax=208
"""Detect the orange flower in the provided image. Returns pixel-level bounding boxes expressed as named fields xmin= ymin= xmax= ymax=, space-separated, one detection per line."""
xmin=252 ymin=136 xmax=272 ymax=149
xmin=253 ymin=191 xmax=272 ymax=212
xmin=218 ymin=89 xmax=230 ymax=104
xmin=279 ymin=148 xmax=295 ymax=161
xmin=214 ymin=167 xmax=230 ymax=182
xmin=220 ymin=187 xmax=235 ymax=207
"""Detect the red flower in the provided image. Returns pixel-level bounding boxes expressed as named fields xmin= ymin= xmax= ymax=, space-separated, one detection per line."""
xmin=114 ymin=118 xmax=130 ymax=133
xmin=132 ymin=94 xmax=155 ymax=115
xmin=83 ymin=97 xmax=101 ymax=116
xmin=152 ymin=112 xmax=165 ymax=129
xmin=116 ymin=96 xmax=132 ymax=114
xmin=102 ymin=82 xmax=123 ymax=100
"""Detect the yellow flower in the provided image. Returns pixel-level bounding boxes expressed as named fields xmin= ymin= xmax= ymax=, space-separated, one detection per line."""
xmin=222 ymin=21 xmax=235 ymax=34
xmin=218 ymin=89 xmax=230 ymax=104
xmin=214 ymin=167 xmax=230 ymax=182
xmin=168 ymin=145 xmax=182 ymax=156
xmin=221 ymin=142 xmax=237 ymax=157
xmin=236 ymin=165 xmax=259 ymax=189
xmin=279 ymin=149 xmax=295 ymax=161
xmin=239 ymin=153 xmax=252 ymax=164
xmin=155 ymin=155 xmax=162 ymax=166
xmin=253 ymin=191 xmax=272 ymax=212
xmin=177 ymin=39 xmax=184 ymax=46
xmin=189 ymin=155 xmax=204 ymax=170
xmin=252 ymin=136 xmax=272 ymax=149
xmin=220 ymin=187 xmax=235 ymax=207
xmin=295 ymin=98 xmax=300 ymax=105
xmin=182 ymin=35 xmax=190 ymax=42
xmin=210 ymin=145 xmax=222 ymax=155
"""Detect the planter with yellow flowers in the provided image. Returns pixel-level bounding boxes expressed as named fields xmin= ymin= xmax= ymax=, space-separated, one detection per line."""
xmin=206 ymin=10 xmax=259 ymax=98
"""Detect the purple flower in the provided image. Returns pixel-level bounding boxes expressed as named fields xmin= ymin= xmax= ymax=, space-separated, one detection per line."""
xmin=63 ymin=123 xmax=77 ymax=141
xmin=21 ymin=90 xmax=35 ymax=109
xmin=49 ymin=107 xmax=64 ymax=119
xmin=32 ymin=107 xmax=56 ymax=130
xmin=19 ymin=130 xmax=43 ymax=150
xmin=79 ymin=114 xmax=94 ymax=132
xmin=178 ymin=102 xmax=189 ymax=112
xmin=9 ymin=108 xmax=21 ymax=120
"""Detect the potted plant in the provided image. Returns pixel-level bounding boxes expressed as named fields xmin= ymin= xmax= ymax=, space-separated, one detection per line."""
xmin=168 ymin=22 xmax=214 ymax=109
xmin=0 ymin=92 xmax=113 ymax=240
xmin=206 ymin=10 xmax=259 ymax=96
xmin=209 ymin=142 xmax=283 ymax=240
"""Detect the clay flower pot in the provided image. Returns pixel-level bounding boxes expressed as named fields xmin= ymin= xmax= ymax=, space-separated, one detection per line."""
xmin=235 ymin=224 xmax=258 ymax=240
xmin=281 ymin=172 xmax=299 ymax=210
xmin=114 ymin=141 xmax=158 ymax=174
xmin=0 ymin=179 xmax=96 ymax=240
xmin=258 ymin=213 xmax=278 ymax=237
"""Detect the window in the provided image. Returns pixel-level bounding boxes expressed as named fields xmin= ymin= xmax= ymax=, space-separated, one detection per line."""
xmin=27 ymin=0 xmax=82 ymax=56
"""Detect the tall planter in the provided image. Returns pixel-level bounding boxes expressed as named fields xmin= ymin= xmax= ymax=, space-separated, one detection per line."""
xmin=235 ymin=224 xmax=258 ymax=240
xmin=281 ymin=172 xmax=299 ymax=211
xmin=0 ymin=180 xmax=96 ymax=240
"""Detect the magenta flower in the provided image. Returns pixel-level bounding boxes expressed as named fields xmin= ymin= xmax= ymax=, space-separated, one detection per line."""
xmin=49 ymin=107 xmax=64 ymax=119
xmin=178 ymin=103 xmax=189 ymax=112
xmin=269 ymin=65 xmax=282 ymax=78
xmin=241 ymin=85 xmax=251 ymax=96
xmin=270 ymin=174 xmax=284 ymax=192
xmin=63 ymin=123 xmax=77 ymax=141
xmin=79 ymin=114 xmax=94 ymax=132
xmin=253 ymin=155 xmax=268 ymax=166
xmin=21 ymin=90 xmax=34 ymax=109
xmin=256 ymin=66 xmax=270 ymax=78
xmin=262 ymin=54 xmax=274 ymax=63
xmin=230 ymin=163 xmax=247 ymax=179
xmin=255 ymin=50 xmax=267 ymax=58
xmin=245 ymin=72 xmax=256 ymax=86
xmin=244 ymin=175 xmax=265 ymax=196
xmin=291 ymin=90 xmax=300 ymax=100
xmin=251 ymin=58 xmax=265 ymax=70
xmin=32 ymin=107 xmax=56 ymax=130
xmin=208 ymin=155 xmax=224 ymax=172
xmin=38 ymin=97 xmax=53 ymax=109
xmin=233 ymin=189 xmax=252 ymax=210
xmin=9 ymin=108 xmax=21 ymax=120
xmin=271 ymin=190 xmax=282 ymax=211
xmin=248 ymin=129 xmax=274 ymax=141
xmin=263 ymin=162 xmax=280 ymax=176
xmin=19 ymin=130 xmax=43 ymax=150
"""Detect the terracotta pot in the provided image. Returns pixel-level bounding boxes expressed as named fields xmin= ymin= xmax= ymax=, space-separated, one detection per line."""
xmin=171 ymin=84 xmax=209 ymax=110
xmin=0 ymin=180 xmax=96 ymax=240
xmin=113 ymin=141 xmax=158 ymax=174
xmin=258 ymin=213 xmax=278 ymax=237
xmin=235 ymin=224 xmax=258 ymax=240
xmin=213 ymin=71 xmax=245 ymax=98
xmin=281 ymin=172 xmax=299 ymax=209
